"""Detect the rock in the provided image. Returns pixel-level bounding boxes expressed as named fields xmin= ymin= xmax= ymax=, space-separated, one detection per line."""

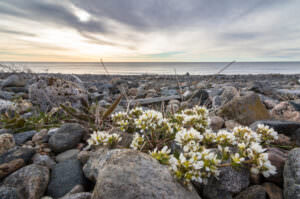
xmin=88 ymin=148 xmax=200 ymax=199
xmin=32 ymin=154 xmax=56 ymax=169
xmin=60 ymin=193 xmax=92 ymax=199
xmin=220 ymin=86 xmax=240 ymax=105
xmin=49 ymin=123 xmax=85 ymax=153
xmin=62 ymin=185 xmax=85 ymax=196
xmin=0 ymin=186 xmax=23 ymax=199
xmin=234 ymin=185 xmax=267 ymax=199
xmin=32 ymin=129 xmax=49 ymax=143
xmin=3 ymin=164 xmax=49 ymax=199
xmin=0 ymin=134 xmax=15 ymax=155
xmin=0 ymin=91 xmax=14 ymax=100
xmin=0 ymin=128 xmax=13 ymax=135
xmin=0 ymin=147 xmax=35 ymax=164
xmin=218 ymin=93 xmax=271 ymax=125
xmin=59 ymin=185 xmax=91 ymax=199
xmin=47 ymin=159 xmax=88 ymax=198
xmin=262 ymin=183 xmax=283 ymax=199
xmin=1 ymin=74 xmax=26 ymax=88
xmin=77 ymin=151 xmax=90 ymax=165
xmin=183 ymin=90 xmax=193 ymax=100
xmin=273 ymin=134 xmax=293 ymax=146
xmin=0 ymin=158 xmax=25 ymax=179
xmin=166 ymin=103 xmax=180 ymax=113
xmin=225 ymin=120 xmax=241 ymax=130
xmin=271 ymin=102 xmax=300 ymax=122
xmin=203 ymin=166 xmax=250 ymax=196
xmin=29 ymin=77 xmax=88 ymax=112
xmin=284 ymin=148 xmax=300 ymax=199
xmin=56 ymin=149 xmax=80 ymax=162
xmin=265 ymin=148 xmax=288 ymax=185
xmin=48 ymin=128 xmax=59 ymax=136
xmin=193 ymin=89 xmax=209 ymax=105
xmin=14 ymin=130 xmax=37 ymax=145
xmin=0 ymin=99 xmax=14 ymax=113
xmin=210 ymin=116 xmax=224 ymax=131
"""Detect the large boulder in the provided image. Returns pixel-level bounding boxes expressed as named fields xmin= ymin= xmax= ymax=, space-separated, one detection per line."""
xmin=29 ymin=77 xmax=88 ymax=112
xmin=218 ymin=93 xmax=271 ymax=125
xmin=86 ymin=148 xmax=201 ymax=199
xmin=2 ymin=164 xmax=49 ymax=199
xmin=48 ymin=123 xmax=85 ymax=153
xmin=0 ymin=134 xmax=15 ymax=155
xmin=47 ymin=159 xmax=88 ymax=198
xmin=284 ymin=148 xmax=300 ymax=199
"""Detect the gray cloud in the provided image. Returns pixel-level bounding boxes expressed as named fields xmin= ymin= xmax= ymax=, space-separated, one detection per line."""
xmin=72 ymin=0 xmax=283 ymax=30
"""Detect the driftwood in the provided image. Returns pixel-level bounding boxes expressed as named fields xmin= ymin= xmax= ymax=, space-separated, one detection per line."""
xmin=129 ymin=95 xmax=181 ymax=106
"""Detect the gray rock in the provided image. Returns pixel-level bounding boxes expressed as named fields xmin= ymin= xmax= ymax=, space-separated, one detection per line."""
xmin=56 ymin=149 xmax=80 ymax=162
xmin=47 ymin=159 xmax=88 ymax=198
xmin=0 ymin=146 xmax=35 ymax=164
xmin=29 ymin=77 xmax=88 ymax=112
xmin=0 ymin=91 xmax=14 ymax=100
xmin=49 ymin=123 xmax=85 ymax=153
xmin=284 ymin=148 xmax=300 ymax=199
xmin=1 ymin=75 xmax=26 ymax=88
xmin=3 ymin=164 xmax=49 ymax=199
xmin=0 ymin=129 xmax=13 ymax=135
xmin=203 ymin=166 xmax=250 ymax=195
xmin=234 ymin=185 xmax=267 ymax=199
xmin=89 ymin=149 xmax=201 ymax=199
xmin=0 ymin=99 xmax=14 ymax=113
xmin=32 ymin=154 xmax=56 ymax=168
xmin=0 ymin=186 xmax=23 ymax=199
xmin=13 ymin=130 xmax=37 ymax=145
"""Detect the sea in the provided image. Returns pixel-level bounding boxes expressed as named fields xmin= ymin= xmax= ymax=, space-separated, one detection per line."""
xmin=1 ymin=62 xmax=300 ymax=75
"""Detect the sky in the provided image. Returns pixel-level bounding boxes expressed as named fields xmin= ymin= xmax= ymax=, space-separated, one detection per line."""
xmin=0 ymin=0 xmax=300 ymax=62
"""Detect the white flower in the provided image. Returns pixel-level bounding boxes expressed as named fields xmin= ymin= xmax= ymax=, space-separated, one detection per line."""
xmin=130 ymin=133 xmax=145 ymax=150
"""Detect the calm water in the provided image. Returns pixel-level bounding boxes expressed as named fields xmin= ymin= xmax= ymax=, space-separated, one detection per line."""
xmin=1 ymin=62 xmax=300 ymax=75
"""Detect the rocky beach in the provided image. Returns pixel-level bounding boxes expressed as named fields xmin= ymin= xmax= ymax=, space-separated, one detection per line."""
xmin=1 ymin=72 xmax=300 ymax=199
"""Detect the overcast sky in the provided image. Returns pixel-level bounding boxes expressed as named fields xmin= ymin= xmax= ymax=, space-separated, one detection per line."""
xmin=1 ymin=0 xmax=300 ymax=62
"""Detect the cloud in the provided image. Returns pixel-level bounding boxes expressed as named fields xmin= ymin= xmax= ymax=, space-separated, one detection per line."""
xmin=0 ymin=0 xmax=300 ymax=61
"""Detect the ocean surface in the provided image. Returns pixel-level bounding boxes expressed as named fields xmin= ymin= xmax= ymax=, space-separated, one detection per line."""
xmin=1 ymin=62 xmax=300 ymax=75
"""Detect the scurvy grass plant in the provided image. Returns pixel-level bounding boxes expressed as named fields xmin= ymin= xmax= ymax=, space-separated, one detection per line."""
xmin=88 ymin=106 xmax=278 ymax=186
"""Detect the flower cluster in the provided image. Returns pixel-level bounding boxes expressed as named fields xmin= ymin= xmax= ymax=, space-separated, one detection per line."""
xmin=87 ymin=131 xmax=122 ymax=148
xmin=169 ymin=149 xmax=220 ymax=186
xmin=130 ymin=133 xmax=145 ymax=150
xmin=110 ymin=105 xmax=279 ymax=186
xmin=256 ymin=124 xmax=278 ymax=144
xmin=172 ymin=106 xmax=210 ymax=133
xmin=149 ymin=146 xmax=171 ymax=165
